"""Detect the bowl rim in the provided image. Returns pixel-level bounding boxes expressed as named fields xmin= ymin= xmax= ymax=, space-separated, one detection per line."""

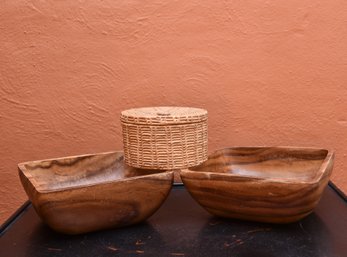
xmin=180 ymin=146 xmax=334 ymax=185
xmin=18 ymin=151 xmax=174 ymax=193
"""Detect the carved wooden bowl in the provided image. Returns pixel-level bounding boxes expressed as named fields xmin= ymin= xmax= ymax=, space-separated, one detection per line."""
xmin=18 ymin=151 xmax=174 ymax=234
xmin=180 ymin=147 xmax=334 ymax=224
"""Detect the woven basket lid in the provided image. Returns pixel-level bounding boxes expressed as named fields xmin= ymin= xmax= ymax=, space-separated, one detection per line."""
xmin=121 ymin=106 xmax=207 ymax=125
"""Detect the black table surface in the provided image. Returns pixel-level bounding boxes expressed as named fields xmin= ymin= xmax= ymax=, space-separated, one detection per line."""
xmin=0 ymin=184 xmax=346 ymax=257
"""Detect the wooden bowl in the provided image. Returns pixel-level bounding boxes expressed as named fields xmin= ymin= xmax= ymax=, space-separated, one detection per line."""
xmin=18 ymin=151 xmax=174 ymax=234
xmin=180 ymin=147 xmax=334 ymax=224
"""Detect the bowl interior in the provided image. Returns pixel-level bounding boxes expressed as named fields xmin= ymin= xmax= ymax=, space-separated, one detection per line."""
xmin=189 ymin=147 xmax=328 ymax=182
xmin=20 ymin=152 xmax=165 ymax=192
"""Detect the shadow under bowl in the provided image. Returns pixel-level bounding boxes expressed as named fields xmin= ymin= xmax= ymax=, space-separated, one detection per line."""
xmin=180 ymin=147 xmax=334 ymax=224
xmin=18 ymin=151 xmax=173 ymax=234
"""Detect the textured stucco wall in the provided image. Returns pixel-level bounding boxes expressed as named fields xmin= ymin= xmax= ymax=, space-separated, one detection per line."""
xmin=1 ymin=0 xmax=347 ymax=223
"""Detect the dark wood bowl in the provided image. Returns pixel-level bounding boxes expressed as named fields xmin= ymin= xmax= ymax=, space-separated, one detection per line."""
xmin=180 ymin=147 xmax=334 ymax=223
xmin=18 ymin=151 xmax=174 ymax=234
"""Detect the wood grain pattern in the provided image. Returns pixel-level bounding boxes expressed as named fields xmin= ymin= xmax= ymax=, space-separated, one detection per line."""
xmin=18 ymin=151 xmax=173 ymax=234
xmin=180 ymin=147 xmax=334 ymax=223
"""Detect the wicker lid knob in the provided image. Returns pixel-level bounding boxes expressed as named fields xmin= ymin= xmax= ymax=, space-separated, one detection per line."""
xmin=121 ymin=106 xmax=208 ymax=170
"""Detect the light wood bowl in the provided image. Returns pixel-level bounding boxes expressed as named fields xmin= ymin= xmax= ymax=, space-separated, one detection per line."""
xmin=18 ymin=151 xmax=174 ymax=234
xmin=180 ymin=147 xmax=334 ymax=224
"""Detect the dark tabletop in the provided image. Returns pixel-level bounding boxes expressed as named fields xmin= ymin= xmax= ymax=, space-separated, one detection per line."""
xmin=0 ymin=184 xmax=346 ymax=257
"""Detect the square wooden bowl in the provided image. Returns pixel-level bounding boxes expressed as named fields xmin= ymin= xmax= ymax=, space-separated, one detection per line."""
xmin=180 ymin=147 xmax=334 ymax=223
xmin=18 ymin=151 xmax=173 ymax=234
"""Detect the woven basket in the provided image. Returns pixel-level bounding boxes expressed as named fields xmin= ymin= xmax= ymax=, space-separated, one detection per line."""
xmin=121 ymin=107 xmax=208 ymax=170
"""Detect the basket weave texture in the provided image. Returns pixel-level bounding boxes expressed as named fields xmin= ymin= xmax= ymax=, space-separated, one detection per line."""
xmin=121 ymin=107 xmax=208 ymax=170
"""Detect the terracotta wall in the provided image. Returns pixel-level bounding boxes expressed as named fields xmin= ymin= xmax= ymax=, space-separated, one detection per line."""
xmin=1 ymin=0 xmax=347 ymax=223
